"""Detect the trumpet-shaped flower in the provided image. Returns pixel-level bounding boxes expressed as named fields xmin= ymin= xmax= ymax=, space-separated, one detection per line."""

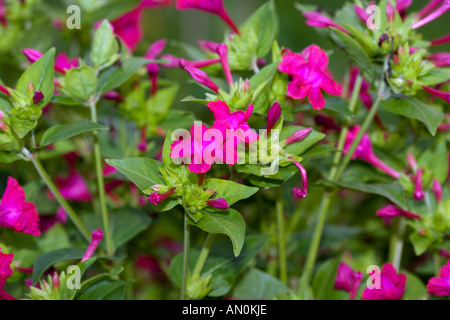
xmin=81 ymin=229 xmax=104 ymax=262
xmin=278 ymin=45 xmax=342 ymax=110
xmin=0 ymin=177 xmax=40 ymax=237
xmin=427 ymin=260 xmax=450 ymax=296
xmin=334 ymin=262 xmax=363 ymax=300
xmin=362 ymin=263 xmax=406 ymax=300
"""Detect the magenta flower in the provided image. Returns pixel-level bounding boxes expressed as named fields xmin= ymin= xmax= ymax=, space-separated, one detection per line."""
xmin=49 ymin=153 xmax=92 ymax=202
xmin=362 ymin=263 xmax=407 ymax=300
xmin=413 ymin=168 xmax=425 ymax=200
xmin=433 ymin=179 xmax=443 ymax=202
xmin=81 ymin=228 xmax=104 ymax=262
xmin=344 ymin=126 xmax=400 ymax=179
xmin=138 ymin=126 xmax=148 ymax=153
xmin=431 ymin=34 xmax=450 ymax=46
xmin=0 ymin=177 xmax=40 ymax=237
xmin=396 ymin=0 xmax=412 ymax=16
xmin=423 ymin=86 xmax=450 ymax=103
xmin=148 ymin=188 xmax=175 ymax=206
xmin=103 ymin=163 xmax=118 ymax=177
xmin=0 ymin=248 xmax=16 ymax=301
xmin=278 ymin=45 xmax=342 ymax=110
xmin=266 ymin=102 xmax=281 ymax=135
xmin=285 ymin=128 xmax=312 ymax=146
xmin=23 ymin=49 xmax=78 ymax=74
xmin=417 ymin=0 xmax=444 ymax=19
xmin=303 ymin=11 xmax=349 ymax=33
xmin=206 ymin=198 xmax=229 ymax=210
xmin=208 ymin=100 xmax=259 ymax=144
xmin=334 ymin=262 xmax=363 ymax=300
xmin=171 ymin=123 xmax=225 ymax=174
xmin=291 ymin=160 xmax=308 ymax=199
xmin=428 ymin=52 xmax=450 ymax=67
xmin=199 ymin=41 xmax=233 ymax=87
xmin=176 ymin=0 xmax=240 ymax=34
xmin=102 ymin=90 xmax=124 ymax=102
xmin=353 ymin=5 xmax=369 ymax=23
xmin=111 ymin=8 xmax=143 ymax=51
xmin=376 ymin=205 xmax=420 ymax=225
xmin=349 ymin=67 xmax=373 ymax=110
xmin=0 ymin=84 xmax=9 ymax=96
xmin=386 ymin=2 xmax=395 ymax=23
xmin=39 ymin=206 xmax=68 ymax=234
xmin=145 ymin=39 xmax=167 ymax=95
xmin=427 ymin=260 xmax=450 ymax=296
xmin=0 ymin=2 xmax=6 ymax=27
xmin=413 ymin=0 xmax=450 ymax=29
xmin=183 ymin=66 xmax=220 ymax=93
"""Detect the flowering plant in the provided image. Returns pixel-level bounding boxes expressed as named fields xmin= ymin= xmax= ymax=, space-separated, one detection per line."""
xmin=0 ymin=0 xmax=448 ymax=301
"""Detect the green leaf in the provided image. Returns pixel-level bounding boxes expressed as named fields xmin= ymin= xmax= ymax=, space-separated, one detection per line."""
xmin=282 ymin=126 xmax=326 ymax=156
xmin=331 ymin=29 xmax=374 ymax=82
xmin=420 ymin=68 xmax=450 ymax=86
xmin=410 ymin=232 xmax=434 ymax=256
xmin=312 ymin=259 xmax=348 ymax=300
xmin=241 ymin=0 xmax=279 ymax=58
xmin=190 ymin=209 xmax=246 ymax=257
xmin=97 ymin=57 xmax=152 ymax=95
xmin=16 ymin=48 xmax=55 ymax=107
xmin=0 ymin=151 xmax=22 ymax=164
xmin=402 ymin=271 xmax=428 ymax=300
xmin=64 ymin=66 xmax=98 ymax=101
xmin=40 ymin=120 xmax=108 ymax=147
xmin=50 ymin=95 xmax=82 ymax=106
xmin=60 ymin=258 xmax=97 ymax=300
xmin=169 ymin=235 xmax=266 ymax=297
xmin=91 ymin=20 xmax=119 ymax=69
xmin=417 ymin=138 xmax=448 ymax=184
xmin=381 ymin=98 xmax=443 ymax=136
xmin=231 ymin=268 xmax=289 ymax=300
xmin=76 ymin=280 xmax=126 ymax=300
xmin=203 ymin=179 xmax=259 ymax=206
xmin=110 ymin=207 xmax=152 ymax=249
xmin=32 ymin=248 xmax=85 ymax=284
xmin=337 ymin=181 xmax=407 ymax=210
xmin=105 ymin=157 xmax=164 ymax=191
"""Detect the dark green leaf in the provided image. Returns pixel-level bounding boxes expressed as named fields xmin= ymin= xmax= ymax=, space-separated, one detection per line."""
xmin=110 ymin=207 xmax=152 ymax=249
xmin=231 ymin=268 xmax=289 ymax=300
xmin=40 ymin=120 xmax=108 ymax=147
xmin=76 ymin=280 xmax=126 ymax=300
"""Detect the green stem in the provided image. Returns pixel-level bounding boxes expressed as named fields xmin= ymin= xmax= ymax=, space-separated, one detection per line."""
xmin=30 ymin=154 xmax=90 ymax=242
xmin=299 ymin=191 xmax=333 ymax=297
xmin=192 ymin=234 xmax=215 ymax=280
xmin=276 ymin=187 xmax=287 ymax=284
xmin=181 ymin=213 xmax=190 ymax=300
xmin=90 ymin=102 xmax=114 ymax=257
xmin=434 ymin=252 xmax=441 ymax=277
xmin=392 ymin=218 xmax=406 ymax=270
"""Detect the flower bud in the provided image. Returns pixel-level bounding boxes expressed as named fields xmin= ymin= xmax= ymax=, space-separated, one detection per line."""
xmin=206 ymin=198 xmax=229 ymax=210
xmin=285 ymin=128 xmax=312 ymax=145
xmin=413 ymin=168 xmax=425 ymax=200
xmin=33 ymin=91 xmax=44 ymax=104
xmin=52 ymin=272 xmax=60 ymax=290
xmin=433 ymin=178 xmax=442 ymax=202
xmin=81 ymin=228 xmax=104 ymax=262
xmin=148 ymin=188 xmax=175 ymax=206
xmin=266 ymin=102 xmax=281 ymax=134
xmin=183 ymin=66 xmax=219 ymax=93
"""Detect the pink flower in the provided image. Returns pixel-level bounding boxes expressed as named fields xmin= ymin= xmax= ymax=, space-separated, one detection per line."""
xmin=353 ymin=5 xmax=369 ymax=23
xmin=427 ymin=260 xmax=450 ymax=296
xmin=39 ymin=206 xmax=68 ymax=233
xmin=206 ymin=198 xmax=229 ymax=209
xmin=171 ymin=123 xmax=225 ymax=174
xmin=362 ymin=263 xmax=407 ymax=300
xmin=23 ymin=49 xmax=78 ymax=74
xmin=433 ymin=179 xmax=443 ymax=202
xmin=278 ymin=45 xmax=342 ymax=110
xmin=138 ymin=126 xmax=148 ymax=152
xmin=303 ymin=11 xmax=349 ymax=33
xmin=0 ymin=1 xmax=6 ymax=27
xmin=344 ymin=126 xmax=400 ymax=179
xmin=428 ymin=52 xmax=450 ymax=67
xmin=144 ymin=39 xmax=167 ymax=95
xmin=0 ymin=248 xmax=16 ymax=301
xmin=0 ymin=84 xmax=9 ymax=96
xmin=81 ymin=229 xmax=104 ymax=262
xmin=285 ymin=128 xmax=312 ymax=146
xmin=199 ymin=41 xmax=233 ymax=86
xmin=413 ymin=168 xmax=425 ymax=200
xmin=413 ymin=0 xmax=450 ymax=29
xmin=349 ymin=67 xmax=373 ymax=110
xmin=291 ymin=160 xmax=308 ymax=199
xmin=376 ymin=205 xmax=420 ymax=225
xmin=417 ymin=0 xmax=444 ymax=19
xmin=407 ymin=152 xmax=418 ymax=172
xmin=0 ymin=177 xmax=40 ymax=237
xmin=148 ymin=188 xmax=175 ymax=206
xmin=102 ymin=90 xmax=124 ymax=102
xmin=103 ymin=163 xmax=118 ymax=177
xmin=207 ymin=100 xmax=259 ymax=144
xmin=266 ymin=102 xmax=281 ymax=135
xmin=49 ymin=153 xmax=92 ymax=202
xmin=111 ymin=8 xmax=143 ymax=51
xmin=430 ymin=34 xmax=450 ymax=47
xmin=386 ymin=2 xmax=395 ymax=23
xmin=176 ymin=0 xmax=240 ymax=34
xmin=396 ymin=0 xmax=412 ymax=16
xmin=334 ymin=262 xmax=363 ymax=300
xmin=183 ymin=66 xmax=220 ymax=93
xmin=423 ymin=86 xmax=450 ymax=103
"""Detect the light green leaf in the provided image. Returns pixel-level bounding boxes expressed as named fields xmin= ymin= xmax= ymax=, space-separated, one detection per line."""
xmin=64 ymin=66 xmax=98 ymax=101
xmin=91 ymin=20 xmax=119 ymax=69
xmin=40 ymin=120 xmax=108 ymax=147
xmin=203 ymin=179 xmax=259 ymax=206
